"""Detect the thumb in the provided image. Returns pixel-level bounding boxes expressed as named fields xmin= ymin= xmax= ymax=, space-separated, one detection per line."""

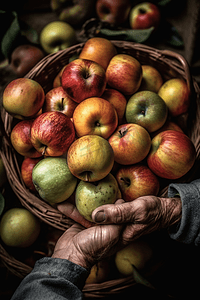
xmin=92 ymin=200 xmax=135 ymax=224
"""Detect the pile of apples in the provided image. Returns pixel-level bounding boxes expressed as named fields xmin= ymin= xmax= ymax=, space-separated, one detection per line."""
xmin=2 ymin=37 xmax=196 ymax=224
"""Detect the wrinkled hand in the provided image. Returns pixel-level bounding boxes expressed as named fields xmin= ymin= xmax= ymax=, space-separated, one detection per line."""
xmin=92 ymin=196 xmax=182 ymax=245
xmin=52 ymin=222 xmax=122 ymax=270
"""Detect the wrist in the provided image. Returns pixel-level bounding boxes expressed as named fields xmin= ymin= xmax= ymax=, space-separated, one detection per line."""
xmin=160 ymin=197 xmax=182 ymax=229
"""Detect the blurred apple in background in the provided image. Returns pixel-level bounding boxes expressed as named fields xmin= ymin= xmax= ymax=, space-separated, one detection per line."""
xmin=147 ymin=130 xmax=196 ymax=179
xmin=116 ymin=164 xmax=160 ymax=202
xmin=3 ymin=78 xmax=45 ymax=120
xmin=67 ymin=135 xmax=114 ymax=182
xmin=158 ymin=78 xmax=190 ymax=117
xmin=79 ymin=37 xmax=117 ymax=71
xmin=40 ymin=21 xmax=76 ymax=54
xmin=125 ymin=91 xmax=168 ymax=133
xmin=96 ymin=0 xmax=131 ymax=26
xmin=31 ymin=111 xmax=75 ymax=157
xmin=129 ymin=2 xmax=161 ymax=30
xmin=73 ymin=97 xmax=118 ymax=139
xmin=109 ymin=123 xmax=151 ymax=165
xmin=101 ymin=88 xmax=127 ymax=124
xmin=62 ymin=59 xmax=106 ymax=103
xmin=75 ymin=173 xmax=118 ymax=222
xmin=10 ymin=45 xmax=45 ymax=77
xmin=32 ymin=157 xmax=77 ymax=204
xmin=139 ymin=65 xmax=163 ymax=93
xmin=106 ymin=54 xmax=142 ymax=95
xmin=11 ymin=120 xmax=42 ymax=158
xmin=43 ymin=86 xmax=78 ymax=118
xmin=21 ymin=157 xmax=43 ymax=192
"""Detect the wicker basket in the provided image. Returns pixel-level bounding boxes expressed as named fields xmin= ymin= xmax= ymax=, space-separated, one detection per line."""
xmin=1 ymin=41 xmax=200 ymax=296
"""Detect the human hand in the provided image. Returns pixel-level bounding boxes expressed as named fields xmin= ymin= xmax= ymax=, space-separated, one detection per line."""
xmin=91 ymin=196 xmax=182 ymax=245
xmin=52 ymin=222 xmax=122 ymax=270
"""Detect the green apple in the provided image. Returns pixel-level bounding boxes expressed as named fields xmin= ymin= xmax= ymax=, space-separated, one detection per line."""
xmin=40 ymin=21 xmax=76 ymax=54
xmin=0 ymin=157 xmax=7 ymax=188
xmin=32 ymin=157 xmax=77 ymax=204
xmin=0 ymin=208 xmax=41 ymax=248
xmin=75 ymin=173 xmax=118 ymax=222
xmin=125 ymin=90 xmax=168 ymax=133
xmin=115 ymin=239 xmax=153 ymax=276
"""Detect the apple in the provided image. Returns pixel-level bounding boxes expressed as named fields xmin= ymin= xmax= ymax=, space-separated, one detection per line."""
xmin=147 ymin=130 xmax=196 ymax=179
xmin=53 ymin=65 xmax=67 ymax=88
xmin=67 ymin=135 xmax=114 ymax=182
xmin=158 ymin=78 xmax=190 ymax=117
xmin=125 ymin=91 xmax=168 ymax=133
xmin=116 ymin=164 xmax=160 ymax=202
xmin=3 ymin=78 xmax=45 ymax=120
xmin=10 ymin=119 xmax=42 ymax=158
xmin=40 ymin=21 xmax=76 ymax=54
xmin=101 ymin=88 xmax=127 ymax=124
xmin=10 ymin=44 xmax=45 ymax=77
xmin=61 ymin=59 xmax=107 ymax=103
xmin=75 ymin=173 xmax=118 ymax=222
xmin=96 ymin=0 xmax=131 ymax=26
xmin=32 ymin=157 xmax=77 ymax=204
xmin=31 ymin=111 xmax=75 ymax=157
xmin=106 ymin=54 xmax=142 ymax=95
xmin=129 ymin=2 xmax=161 ymax=30
xmin=21 ymin=157 xmax=43 ymax=192
xmin=0 ymin=156 xmax=7 ymax=188
xmin=86 ymin=259 xmax=110 ymax=284
xmin=73 ymin=97 xmax=118 ymax=139
xmin=0 ymin=208 xmax=41 ymax=248
xmin=115 ymin=239 xmax=153 ymax=276
xmin=139 ymin=65 xmax=163 ymax=93
xmin=43 ymin=86 xmax=78 ymax=118
xmin=79 ymin=37 xmax=117 ymax=70
xmin=109 ymin=123 xmax=151 ymax=165
xmin=51 ymin=0 xmax=96 ymax=26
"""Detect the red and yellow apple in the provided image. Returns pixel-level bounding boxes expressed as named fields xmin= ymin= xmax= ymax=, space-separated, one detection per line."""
xmin=53 ymin=65 xmax=67 ymax=88
xmin=125 ymin=91 xmax=168 ymax=133
xmin=101 ymin=88 xmax=127 ymax=124
xmin=116 ymin=164 xmax=160 ymax=202
xmin=147 ymin=130 xmax=196 ymax=179
xmin=31 ymin=111 xmax=75 ymax=156
xmin=11 ymin=120 xmax=42 ymax=158
xmin=139 ymin=65 xmax=163 ymax=93
xmin=21 ymin=157 xmax=43 ymax=192
xmin=106 ymin=54 xmax=142 ymax=95
xmin=108 ymin=123 xmax=151 ymax=165
xmin=73 ymin=97 xmax=118 ymax=139
xmin=129 ymin=2 xmax=161 ymax=30
xmin=79 ymin=37 xmax=117 ymax=70
xmin=3 ymin=78 xmax=45 ymax=120
xmin=67 ymin=135 xmax=114 ymax=182
xmin=43 ymin=86 xmax=78 ymax=118
xmin=158 ymin=78 xmax=190 ymax=117
xmin=61 ymin=59 xmax=107 ymax=103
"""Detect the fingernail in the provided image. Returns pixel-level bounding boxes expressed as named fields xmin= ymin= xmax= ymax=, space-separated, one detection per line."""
xmin=94 ymin=210 xmax=105 ymax=223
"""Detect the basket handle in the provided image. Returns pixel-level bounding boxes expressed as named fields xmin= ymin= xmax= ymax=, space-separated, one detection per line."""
xmin=0 ymin=110 xmax=11 ymax=146
xmin=160 ymin=49 xmax=194 ymax=99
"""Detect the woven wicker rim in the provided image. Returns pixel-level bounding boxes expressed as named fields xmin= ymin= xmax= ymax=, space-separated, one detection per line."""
xmin=1 ymin=41 xmax=200 ymax=296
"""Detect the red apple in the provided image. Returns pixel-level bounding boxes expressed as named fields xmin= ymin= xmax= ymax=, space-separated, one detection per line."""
xmin=79 ymin=37 xmax=117 ymax=70
xmin=3 ymin=78 xmax=45 ymax=120
xmin=96 ymin=0 xmax=131 ymax=26
xmin=106 ymin=54 xmax=142 ymax=95
xmin=10 ymin=119 xmax=42 ymax=158
xmin=73 ymin=97 xmax=118 ymax=139
xmin=43 ymin=86 xmax=78 ymax=118
xmin=129 ymin=2 xmax=161 ymax=30
xmin=158 ymin=78 xmax=190 ymax=117
xmin=61 ymin=58 xmax=106 ymax=103
xmin=101 ymin=88 xmax=127 ymax=124
xmin=116 ymin=164 xmax=160 ymax=202
xmin=147 ymin=130 xmax=196 ymax=179
xmin=21 ymin=157 xmax=43 ymax=192
xmin=108 ymin=123 xmax=151 ymax=165
xmin=31 ymin=111 xmax=75 ymax=156
xmin=10 ymin=44 xmax=45 ymax=77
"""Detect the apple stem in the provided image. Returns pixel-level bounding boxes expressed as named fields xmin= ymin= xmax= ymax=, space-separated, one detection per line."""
xmin=42 ymin=145 xmax=47 ymax=156
xmin=85 ymin=172 xmax=90 ymax=182
xmin=61 ymin=98 xmax=64 ymax=110
xmin=139 ymin=8 xmax=146 ymax=14
xmin=120 ymin=177 xmax=131 ymax=187
xmin=119 ymin=127 xmax=127 ymax=137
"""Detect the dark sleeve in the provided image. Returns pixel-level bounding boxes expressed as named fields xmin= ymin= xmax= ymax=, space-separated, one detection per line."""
xmin=11 ymin=257 xmax=89 ymax=300
xmin=168 ymin=178 xmax=200 ymax=246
